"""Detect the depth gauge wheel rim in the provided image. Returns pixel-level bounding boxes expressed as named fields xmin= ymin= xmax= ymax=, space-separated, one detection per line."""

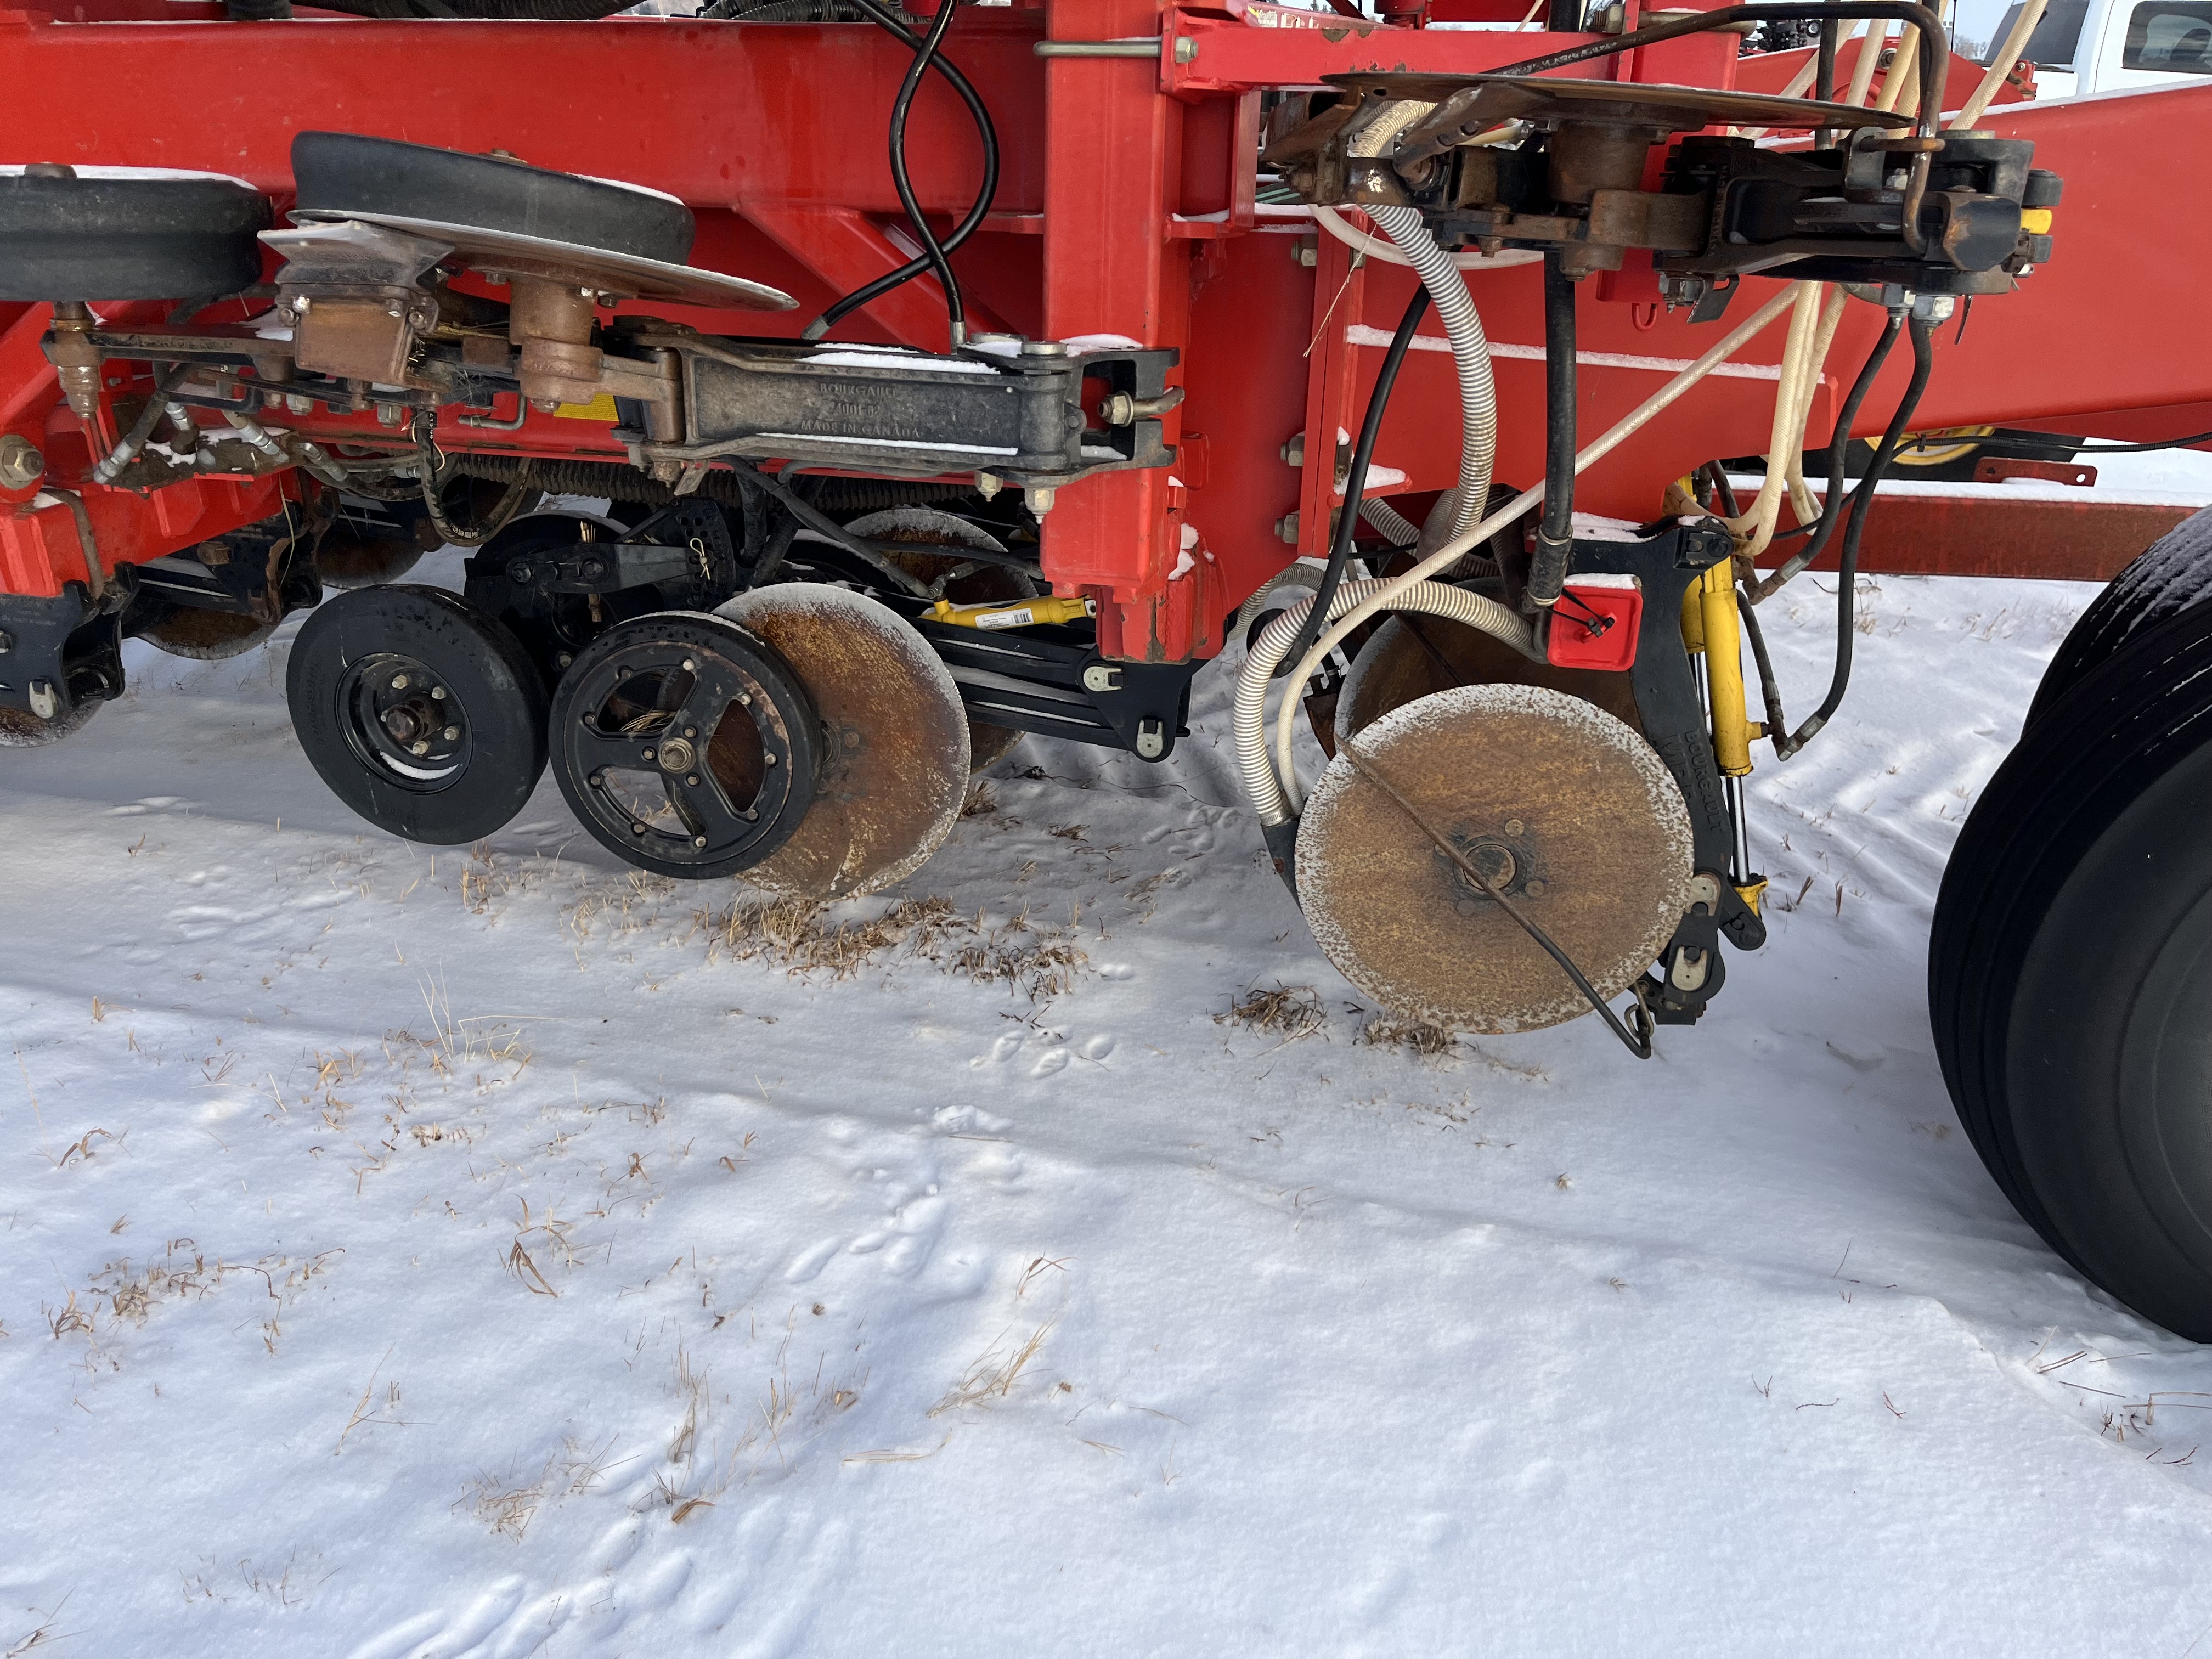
xmin=549 ymin=611 xmax=819 ymax=879
xmin=287 ymin=585 xmax=550 ymax=845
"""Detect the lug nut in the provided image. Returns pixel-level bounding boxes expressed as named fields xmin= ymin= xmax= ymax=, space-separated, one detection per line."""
xmin=391 ymin=674 xmax=409 ymax=690
xmin=442 ymin=725 xmax=460 ymax=741
xmin=1504 ymin=819 xmax=1524 ymax=836
xmin=410 ymin=740 xmax=430 ymax=756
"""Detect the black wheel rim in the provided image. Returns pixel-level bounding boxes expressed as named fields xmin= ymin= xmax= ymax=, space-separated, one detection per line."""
xmin=335 ymin=651 xmax=475 ymax=793
xmin=553 ymin=615 xmax=817 ymax=876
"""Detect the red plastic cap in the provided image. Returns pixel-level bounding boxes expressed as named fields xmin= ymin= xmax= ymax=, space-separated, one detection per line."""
xmin=1545 ymin=578 xmax=1643 ymax=674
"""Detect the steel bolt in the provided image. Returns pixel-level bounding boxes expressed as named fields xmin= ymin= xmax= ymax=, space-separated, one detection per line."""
xmin=1504 ymin=819 xmax=1524 ymax=836
xmin=763 ymin=752 xmax=777 ymax=767
xmin=391 ymin=674 xmax=409 ymax=690
xmin=693 ymin=836 xmax=708 ymax=848
xmin=1525 ymin=879 xmax=1547 ymax=898
xmin=682 ymin=658 xmax=696 ymax=672
xmin=430 ymin=686 xmax=445 ymax=700
xmin=686 ymin=775 xmax=699 ymax=786
xmin=442 ymin=725 xmax=460 ymax=741
xmin=410 ymin=740 xmax=430 ymax=756
xmin=684 ymin=726 xmax=697 ymax=738
xmin=633 ymin=823 xmax=647 ymax=836
xmin=642 ymin=747 xmax=656 ymax=761
xmin=0 ymin=434 xmax=45 ymax=492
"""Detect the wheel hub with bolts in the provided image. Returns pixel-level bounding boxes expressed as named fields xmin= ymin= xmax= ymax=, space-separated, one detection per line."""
xmin=342 ymin=653 xmax=471 ymax=781
xmin=548 ymin=611 xmax=820 ymax=879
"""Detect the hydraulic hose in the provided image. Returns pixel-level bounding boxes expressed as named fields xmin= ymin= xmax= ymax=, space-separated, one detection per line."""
xmin=1237 ymin=576 xmax=1539 ymax=827
xmin=1530 ymin=251 xmax=1577 ymax=610
xmin=1775 ymin=314 xmax=1936 ymax=757
xmin=806 ymin=0 xmax=997 ymax=347
xmin=1280 ymin=285 xmax=1431 ymax=685
xmin=1364 ymin=204 xmax=1496 ymax=544
xmin=1750 ymin=309 xmax=1905 ymax=600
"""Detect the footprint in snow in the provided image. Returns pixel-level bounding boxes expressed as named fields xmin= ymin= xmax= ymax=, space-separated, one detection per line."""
xmin=343 ymin=1573 xmax=528 ymax=1659
xmin=1029 ymin=1046 xmax=1070 ymax=1078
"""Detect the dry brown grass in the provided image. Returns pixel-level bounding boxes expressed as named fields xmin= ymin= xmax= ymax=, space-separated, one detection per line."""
xmin=1357 ymin=1017 xmax=1459 ymax=1057
xmin=1216 ymin=984 xmax=1325 ymax=1041
xmin=929 ymin=1321 xmax=1055 ymax=1418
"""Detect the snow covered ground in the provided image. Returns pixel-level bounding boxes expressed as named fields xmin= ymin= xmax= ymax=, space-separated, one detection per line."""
xmin=8 ymin=485 xmax=2212 ymax=1656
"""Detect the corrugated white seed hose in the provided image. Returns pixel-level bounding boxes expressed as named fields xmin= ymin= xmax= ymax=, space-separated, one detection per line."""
xmin=1359 ymin=496 xmax=1421 ymax=545
xmin=1310 ymin=204 xmax=1543 ymax=273
xmin=1365 ymin=202 xmax=1496 ymax=543
xmin=1246 ymin=284 xmax=1804 ymax=819
xmin=1953 ymin=0 xmax=2048 ymax=129
xmin=1726 ymin=281 xmax=1844 ymax=560
xmin=1237 ymin=577 xmax=1537 ymax=826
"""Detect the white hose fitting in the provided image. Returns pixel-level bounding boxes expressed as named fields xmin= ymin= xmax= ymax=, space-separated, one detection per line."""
xmin=1364 ymin=202 xmax=1497 ymax=543
xmin=1235 ymin=577 xmax=1538 ymax=827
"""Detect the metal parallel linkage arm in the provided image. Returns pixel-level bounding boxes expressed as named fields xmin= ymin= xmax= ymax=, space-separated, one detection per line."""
xmin=1340 ymin=740 xmax=1656 ymax=1058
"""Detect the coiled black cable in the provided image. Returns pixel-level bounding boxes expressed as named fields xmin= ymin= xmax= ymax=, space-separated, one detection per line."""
xmin=805 ymin=0 xmax=997 ymax=349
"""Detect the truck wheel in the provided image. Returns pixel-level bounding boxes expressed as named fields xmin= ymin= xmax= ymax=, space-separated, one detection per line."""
xmin=2029 ymin=505 xmax=2212 ymax=726
xmin=0 ymin=163 xmax=270 ymax=301
xmin=287 ymin=586 xmax=549 ymax=844
xmin=1931 ymin=599 xmax=2212 ymax=1341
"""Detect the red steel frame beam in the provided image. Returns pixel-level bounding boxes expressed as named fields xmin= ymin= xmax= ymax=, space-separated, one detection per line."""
xmin=0 ymin=4 xmax=2207 ymax=659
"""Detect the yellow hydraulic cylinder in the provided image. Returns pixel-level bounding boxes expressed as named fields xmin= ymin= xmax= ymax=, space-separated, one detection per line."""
xmin=1694 ymin=563 xmax=1755 ymax=777
xmin=925 ymin=594 xmax=1097 ymax=630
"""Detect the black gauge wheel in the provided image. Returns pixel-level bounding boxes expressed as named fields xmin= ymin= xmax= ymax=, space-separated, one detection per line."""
xmin=1932 ymin=599 xmax=2212 ymax=1341
xmin=548 ymin=611 xmax=819 ymax=880
xmin=0 ymin=163 xmax=272 ymax=301
xmin=291 ymin=132 xmax=695 ymax=264
xmin=287 ymin=585 xmax=549 ymax=844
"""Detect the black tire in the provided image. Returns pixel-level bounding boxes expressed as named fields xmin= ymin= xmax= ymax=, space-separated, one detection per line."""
xmin=287 ymin=586 xmax=549 ymax=845
xmin=2028 ymin=505 xmax=2212 ymax=727
xmin=1931 ymin=600 xmax=2212 ymax=1340
xmin=291 ymin=133 xmax=695 ymax=266
xmin=0 ymin=165 xmax=270 ymax=301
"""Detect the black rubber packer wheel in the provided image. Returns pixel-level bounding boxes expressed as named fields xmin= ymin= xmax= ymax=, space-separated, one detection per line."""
xmin=291 ymin=133 xmax=695 ymax=266
xmin=548 ymin=611 xmax=820 ymax=881
xmin=1931 ymin=599 xmax=2212 ymax=1340
xmin=0 ymin=163 xmax=271 ymax=301
xmin=287 ymin=585 xmax=549 ymax=845
xmin=2029 ymin=505 xmax=2212 ymax=727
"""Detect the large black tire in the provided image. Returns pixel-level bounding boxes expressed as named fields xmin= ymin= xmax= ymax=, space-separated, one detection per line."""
xmin=290 ymin=133 xmax=695 ymax=265
xmin=1931 ymin=600 xmax=2212 ymax=1340
xmin=2028 ymin=505 xmax=2212 ymax=727
xmin=287 ymin=586 xmax=549 ymax=845
xmin=0 ymin=165 xmax=271 ymax=301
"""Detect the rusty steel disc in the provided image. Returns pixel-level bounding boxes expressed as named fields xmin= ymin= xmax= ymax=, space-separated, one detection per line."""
xmin=717 ymin=583 xmax=970 ymax=899
xmin=846 ymin=506 xmax=1031 ymax=772
xmin=1299 ymin=682 xmax=1692 ymax=1034
xmin=139 ymin=606 xmax=278 ymax=661
xmin=1336 ymin=613 xmax=1642 ymax=751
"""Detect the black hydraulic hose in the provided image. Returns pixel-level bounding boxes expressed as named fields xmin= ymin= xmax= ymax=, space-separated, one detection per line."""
xmin=1990 ymin=426 xmax=2212 ymax=457
xmin=1750 ymin=310 xmax=1905 ymax=600
xmin=1279 ymin=285 xmax=1431 ymax=679
xmin=807 ymin=0 xmax=1000 ymax=345
xmin=1774 ymin=313 xmax=1935 ymax=758
xmin=1528 ymin=250 xmax=1578 ymax=611
xmin=860 ymin=0 xmax=963 ymax=349
xmin=1737 ymin=586 xmax=1790 ymax=741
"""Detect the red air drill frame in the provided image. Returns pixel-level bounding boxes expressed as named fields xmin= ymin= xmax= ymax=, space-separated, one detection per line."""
xmin=0 ymin=0 xmax=2206 ymax=661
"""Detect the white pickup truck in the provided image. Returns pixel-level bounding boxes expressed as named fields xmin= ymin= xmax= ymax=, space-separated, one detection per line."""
xmin=1988 ymin=0 xmax=2212 ymax=94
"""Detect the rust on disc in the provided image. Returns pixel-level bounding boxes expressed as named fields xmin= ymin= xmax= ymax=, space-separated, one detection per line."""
xmin=1299 ymin=682 xmax=1693 ymax=1034
xmin=1336 ymin=613 xmax=1643 ymax=749
xmin=718 ymin=583 xmax=970 ymax=899
xmin=848 ymin=507 xmax=1031 ymax=772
